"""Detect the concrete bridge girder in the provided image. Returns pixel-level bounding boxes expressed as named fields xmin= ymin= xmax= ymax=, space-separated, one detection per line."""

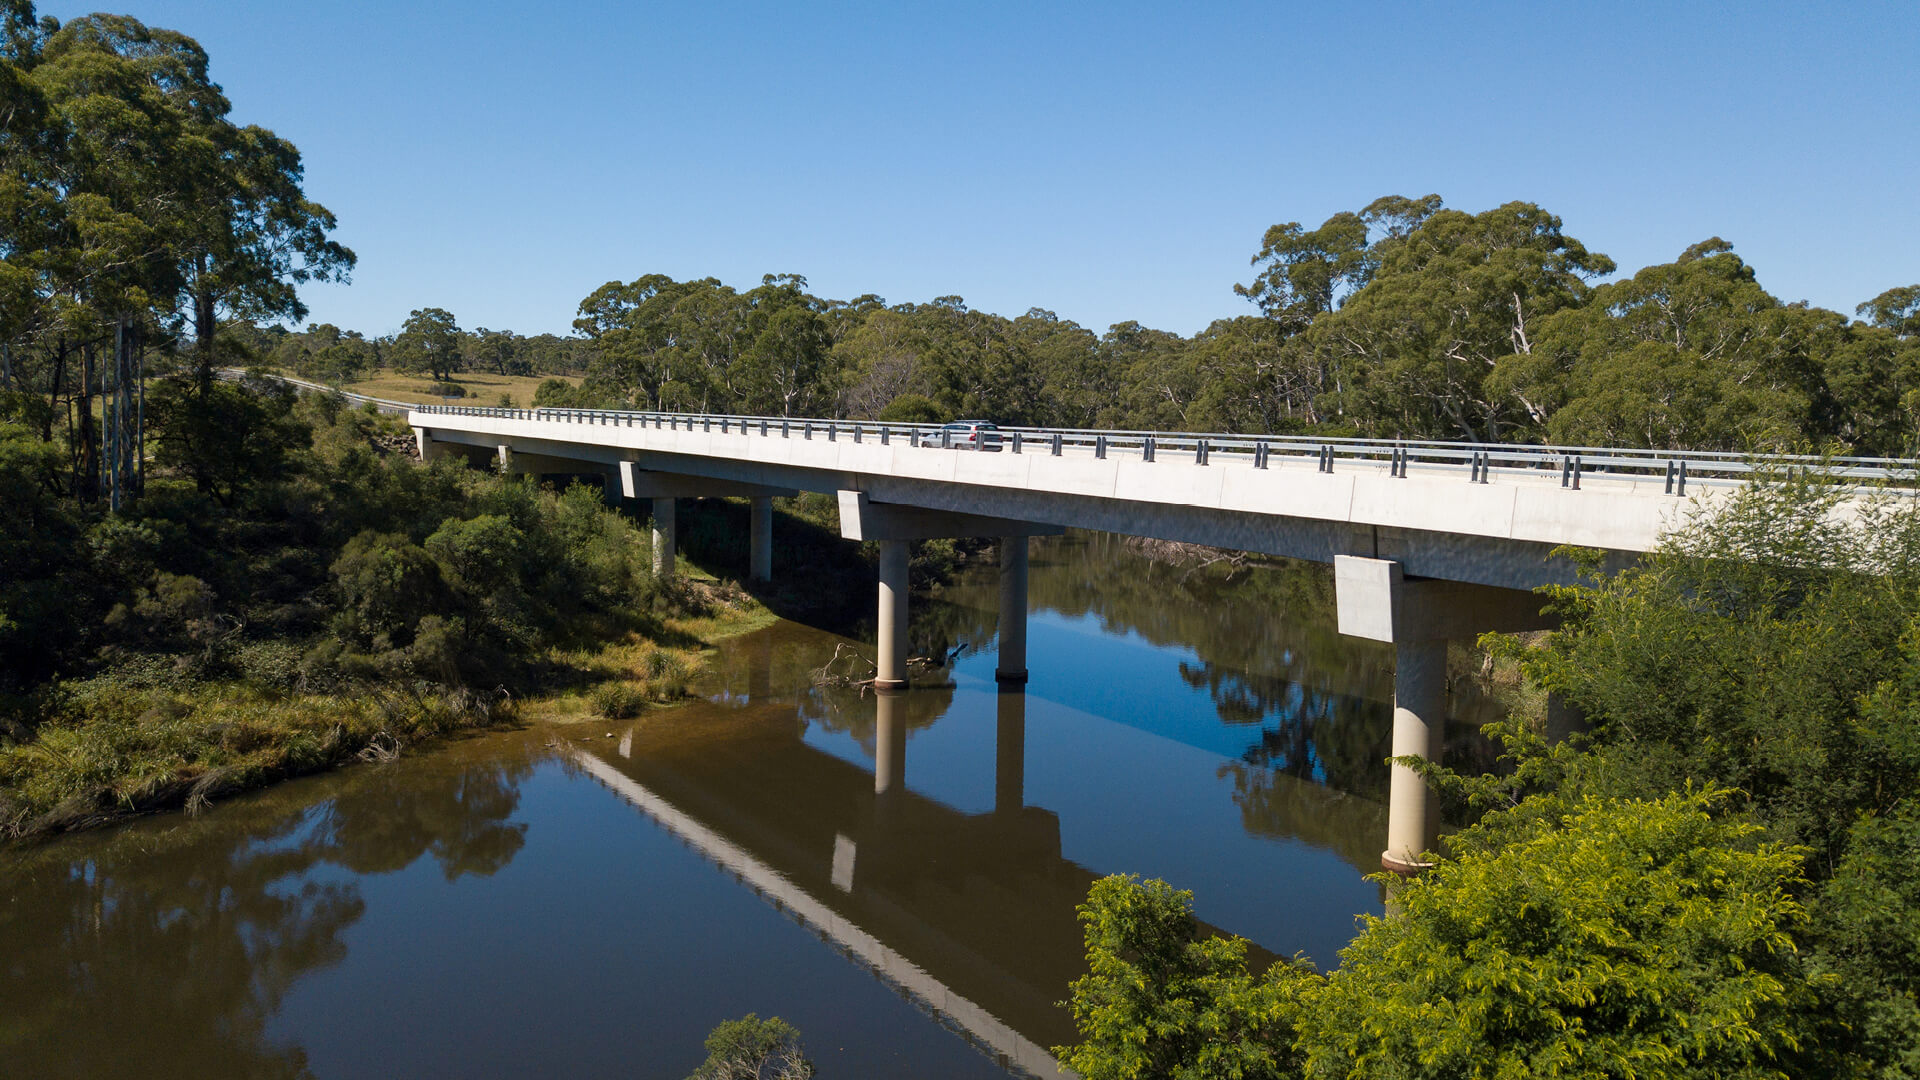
xmin=413 ymin=416 xmax=1668 ymax=592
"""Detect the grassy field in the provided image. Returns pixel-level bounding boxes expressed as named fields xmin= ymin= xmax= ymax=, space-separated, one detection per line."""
xmin=340 ymin=369 xmax=581 ymax=408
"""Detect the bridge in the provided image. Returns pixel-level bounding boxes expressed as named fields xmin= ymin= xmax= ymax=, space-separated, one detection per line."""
xmin=381 ymin=395 xmax=1904 ymax=872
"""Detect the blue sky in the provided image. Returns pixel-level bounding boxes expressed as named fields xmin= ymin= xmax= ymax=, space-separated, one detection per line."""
xmin=38 ymin=1 xmax=1920 ymax=338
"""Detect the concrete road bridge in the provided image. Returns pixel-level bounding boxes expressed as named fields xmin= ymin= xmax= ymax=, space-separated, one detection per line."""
xmin=384 ymin=395 xmax=1911 ymax=873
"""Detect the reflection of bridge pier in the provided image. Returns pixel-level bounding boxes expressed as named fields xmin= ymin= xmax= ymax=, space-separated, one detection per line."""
xmin=995 ymin=688 xmax=1026 ymax=816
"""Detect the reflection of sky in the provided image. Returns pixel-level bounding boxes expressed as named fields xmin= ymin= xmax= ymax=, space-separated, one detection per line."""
xmin=798 ymin=607 xmax=1384 ymax=968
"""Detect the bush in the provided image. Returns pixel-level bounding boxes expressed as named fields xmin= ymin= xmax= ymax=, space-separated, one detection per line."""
xmin=877 ymin=393 xmax=948 ymax=423
xmin=591 ymin=681 xmax=647 ymax=719
xmin=686 ymin=1014 xmax=813 ymax=1080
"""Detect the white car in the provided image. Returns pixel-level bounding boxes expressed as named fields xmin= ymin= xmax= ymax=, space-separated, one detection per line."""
xmin=940 ymin=420 xmax=1003 ymax=451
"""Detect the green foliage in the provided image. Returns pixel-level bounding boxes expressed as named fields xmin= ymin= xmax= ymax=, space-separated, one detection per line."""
xmin=393 ymin=306 xmax=463 ymax=381
xmin=1300 ymin=791 xmax=1826 ymax=1080
xmin=875 ymin=392 xmax=947 ymax=423
xmin=1058 ymin=874 xmax=1307 ymax=1080
xmin=1806 ymin=802 xmax=1920 ymax=1079
xmin=685 ymin=1014 xmax=814 ymax=1080
xmin=1518 ymin=476 xmax=1920 ymax=865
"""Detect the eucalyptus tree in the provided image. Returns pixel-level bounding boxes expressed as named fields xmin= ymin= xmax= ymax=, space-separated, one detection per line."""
xmin=393 ymin=307 xmax=463 ymax=382
xmin=1307 ymin=199 xmax=1615 ymax=441
xmin=0 ymin=2 xmax=350 ymax=504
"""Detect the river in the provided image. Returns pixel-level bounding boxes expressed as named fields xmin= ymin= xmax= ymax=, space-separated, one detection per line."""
xmin=0 ymin=531 xmax=1505 ymax=1078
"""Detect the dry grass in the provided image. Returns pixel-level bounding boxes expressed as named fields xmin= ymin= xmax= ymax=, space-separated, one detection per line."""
xmin=341 ymin=369 xmax=581 ymax=408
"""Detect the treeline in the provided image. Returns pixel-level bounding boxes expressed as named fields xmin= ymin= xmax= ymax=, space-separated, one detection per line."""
xmin=235 ymin=314 xmax=589 ymax=388
xmin=526 ymin=199 xmax=1920 ymax=454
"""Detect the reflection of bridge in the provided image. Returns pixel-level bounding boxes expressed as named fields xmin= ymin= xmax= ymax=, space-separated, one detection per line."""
xmin=573 ymin=690 xmax=1281 ymax=1079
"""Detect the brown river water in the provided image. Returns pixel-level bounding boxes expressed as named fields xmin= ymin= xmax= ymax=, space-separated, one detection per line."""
xmin=0 ymin=532 xmax=1505 ymax=1078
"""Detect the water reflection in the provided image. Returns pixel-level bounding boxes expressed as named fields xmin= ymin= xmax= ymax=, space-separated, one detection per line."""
xmin=0 ymin=754 xmax=535 ymax=1079
xmin=577 ymin=686 xmax=1266 ymax=1066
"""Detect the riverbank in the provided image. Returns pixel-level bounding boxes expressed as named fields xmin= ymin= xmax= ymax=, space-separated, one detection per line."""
xmin=0 ymin=572 xmax=777 ymax=843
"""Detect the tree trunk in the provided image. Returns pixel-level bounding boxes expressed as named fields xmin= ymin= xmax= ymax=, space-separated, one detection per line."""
xmin=194 ymin=267 xmax=217 ymax=396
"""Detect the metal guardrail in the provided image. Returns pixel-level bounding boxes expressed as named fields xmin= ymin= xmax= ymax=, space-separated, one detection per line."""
xmin=404 ymin=401 xmax=1920 ymax=494
xmin=228 ymin=372 xmax=1920 ymax=493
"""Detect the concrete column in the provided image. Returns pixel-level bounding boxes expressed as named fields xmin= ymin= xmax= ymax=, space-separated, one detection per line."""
xmin=874 ymin=690 xmax=905 ymax=797
xmin=750 ymin=495 xmax=773 ymax=582
xmin=995 ymin=688 xmax=1027 ymax=816
xmin=996 ymin=537 xmax=1029 ymax=684
xmin=875 ymin=539 xmax=910 ymax=691
xmin=1384 ymin=639 xmax=1447 ymax=873
xmin=495 ymin=444 xmax=514 ymax=474
xmin=1545 ymin=692 xmax=1588 ymax=743
xmin=651 ymin=497 xmax=676 ymax=577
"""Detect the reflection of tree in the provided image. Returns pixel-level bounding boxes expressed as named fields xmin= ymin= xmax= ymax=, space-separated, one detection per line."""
xmin=0 ymin=754 xmax=536 ymax=1077
xmin=1219 ymin=761 xmax=1385 ymax=875
xmin=315 ymin=760 xmax=533 ymax=880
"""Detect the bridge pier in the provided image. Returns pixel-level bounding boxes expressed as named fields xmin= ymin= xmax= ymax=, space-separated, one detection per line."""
xmin=751 ymin=495 xmax=774 ymax=583
xmin=875 ymin=539 xmax=911 ymax=690
xmin=996 ymin=538 xmax=1029 ymax=684
xmin=1335 ymin=556 xmax=1555 ymax=873
xmin=495 ymin=444 xmax=514 ymax=473
xmin=652 ymin=498 xmax=676 ymax=577
xmin=617 ymin=465 xmax=796 ymax=582
xmin=839 ymin=491 xmax=1062 ymax=692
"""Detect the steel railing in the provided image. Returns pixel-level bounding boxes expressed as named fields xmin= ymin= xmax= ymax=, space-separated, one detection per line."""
xmin=400 ymin=400 xmax=1920 ymax=495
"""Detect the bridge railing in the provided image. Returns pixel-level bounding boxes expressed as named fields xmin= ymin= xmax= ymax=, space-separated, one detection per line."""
xmin=404 ymin=401 xmax=1920 ymax=494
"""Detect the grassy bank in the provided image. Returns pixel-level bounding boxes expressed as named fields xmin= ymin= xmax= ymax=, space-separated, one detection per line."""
xmin=0 ymin=565 xmax=776 ymax=841
xmin=340 ymin=368 xmax=579 ymax=408
xmin=0 ymin=376 xmax=765 ymax=843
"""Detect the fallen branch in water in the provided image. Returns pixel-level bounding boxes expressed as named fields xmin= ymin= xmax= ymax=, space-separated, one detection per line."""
xmin=812 ymin=643 xmax=877 ymax=688
xmin=1123 ymin=536 xmax=1250 ymax=581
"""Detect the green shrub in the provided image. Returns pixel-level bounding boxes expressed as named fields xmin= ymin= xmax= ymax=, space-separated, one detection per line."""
xmin=591 ymin=681 xmax=647 ymax=719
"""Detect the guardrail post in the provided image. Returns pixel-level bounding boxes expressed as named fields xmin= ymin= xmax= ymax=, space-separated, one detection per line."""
xmin=853 ymin=423 xmax=861 ymax=443
xmin=1142 ymin=435 xmax=1155 ymax=462
xmin=782 ymin=420 xmax=790 ymax=438
xmin=1255 ymin=441 xmax=1269 ymax=469
xmin=1095 ymin=435 xmax=1107 ymax=459
xmin=1051 ymin=433 xmax=1063 ymax=456
xmin=1196 ymin=438 xmax=1209 ymax=466
xmin=942 ymin=429 xmax=953 ymax=450
xmin=1319 ymin=445 xmax=1334 ymax=474
xmin=1011 ymin=431 xmax=1022 ymax=454
xmin=881 ymin=425 xmax=890 ymax=446
xmin=806 ymin=421 xmax=814 ymax=440
xmin=760 ymin=419 xmax=768 ymax=437
xmin=1664 ymin=459 xmax=1688 ymax=496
